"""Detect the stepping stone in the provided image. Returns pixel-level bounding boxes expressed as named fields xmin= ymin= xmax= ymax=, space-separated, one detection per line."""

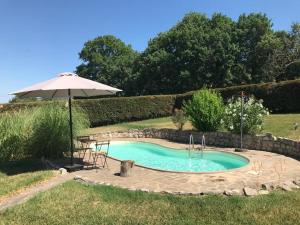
xmin=243 ymin=187 xmax=258 ymax=196
xmin=224 ymin=189 xmax=242 ymax=196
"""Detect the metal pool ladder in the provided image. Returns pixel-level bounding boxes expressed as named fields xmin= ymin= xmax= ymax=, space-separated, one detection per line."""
xmin=188 ymin=134 xmax=194 ymax=157
xmin=189 ymin=134 xmax=206 ymax=157
xmin=201 ymin=134 xmax=206 ymax=151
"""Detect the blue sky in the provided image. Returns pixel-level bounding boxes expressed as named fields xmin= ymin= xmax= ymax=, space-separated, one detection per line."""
xmin=1 ymin=0 xmax=300 ymax=103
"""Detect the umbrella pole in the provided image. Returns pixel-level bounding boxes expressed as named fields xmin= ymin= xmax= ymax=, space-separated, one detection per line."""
xmin=68 ymin=89 xmax=74 ymax=165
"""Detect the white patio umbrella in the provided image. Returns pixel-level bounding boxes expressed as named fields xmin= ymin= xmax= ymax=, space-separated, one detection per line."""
xmin=11 ymin=72 xmax=122 ymax=169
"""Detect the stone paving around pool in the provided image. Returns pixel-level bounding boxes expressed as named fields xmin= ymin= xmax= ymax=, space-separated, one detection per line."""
xmin=74 ymin=138 xmax=300 ymax=196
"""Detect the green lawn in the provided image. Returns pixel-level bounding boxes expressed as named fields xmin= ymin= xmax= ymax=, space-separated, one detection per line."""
xmin=263 ymin=114 xmax=300 ymax=140
xmin=86 ymin=117 xmax=182 ymax=133
xmin=1 ymin=181 xmax=300 ymax=225
xmin=0 ymin=159 xmax=54 ymax=200
xmin=86 ymin=114 xmax=300 ymax=140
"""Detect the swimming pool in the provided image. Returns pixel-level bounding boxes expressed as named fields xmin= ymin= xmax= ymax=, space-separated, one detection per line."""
xmin=106 ymin=141 xmax=249 ymax=173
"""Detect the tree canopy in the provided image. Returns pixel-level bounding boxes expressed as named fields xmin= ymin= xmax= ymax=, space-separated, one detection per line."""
xmin=76 ymin=13 xmax=300 ymax=96
xmin=76 ymin=35 xmax=138 ymax=95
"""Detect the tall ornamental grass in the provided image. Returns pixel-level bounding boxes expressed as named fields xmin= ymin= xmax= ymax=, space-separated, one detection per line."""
xmin=29 ymin=104 xmax=90 ymax=158
xmin=0 ymin=110 xmax=34 ymax=161
xmin=0 ymin=103 xmax=90 ymax=161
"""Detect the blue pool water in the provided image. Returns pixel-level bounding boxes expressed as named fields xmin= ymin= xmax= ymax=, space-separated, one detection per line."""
xmin=106 ymin=141 xmax=248 ymax=172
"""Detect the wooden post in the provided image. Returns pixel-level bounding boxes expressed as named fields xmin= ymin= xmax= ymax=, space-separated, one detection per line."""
xmin=120 ymin=160 xmax=135 ymax=177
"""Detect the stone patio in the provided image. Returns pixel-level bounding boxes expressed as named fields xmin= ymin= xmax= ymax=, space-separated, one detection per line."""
xmin=74 ymin=138 xmax=300 ymax=196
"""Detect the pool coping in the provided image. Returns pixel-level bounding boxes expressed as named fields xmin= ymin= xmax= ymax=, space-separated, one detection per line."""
xmin=107 ymin=140 xmax=251 ymax=174
xmin=74 ymin=137 xmax=300 ymax=196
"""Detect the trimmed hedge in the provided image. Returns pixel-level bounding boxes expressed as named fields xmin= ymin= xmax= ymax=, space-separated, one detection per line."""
xmin=75 ymin=95 xmax=175 ymax=126
xmin=176 ymin=79 xmax=300 ymax=113
xmin=1 ymin=79 xmax=300 ymax=126
xmin=0 ymin=95 xmax=176 ymax=127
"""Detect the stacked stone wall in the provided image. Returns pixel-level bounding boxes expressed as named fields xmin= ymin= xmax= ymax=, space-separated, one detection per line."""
xmin=92 ymin=129 xmax=300 ymax=158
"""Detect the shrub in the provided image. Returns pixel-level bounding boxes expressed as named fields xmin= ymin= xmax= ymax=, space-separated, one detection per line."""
xmin=183 ymin=89 xmax=224 ymax=131
xmin=0 ymin=103 xmax=90 ymax=161
xmin=223 ymin=96 xmax=269 ymax=134
xmin=171 ymin=109 xmax=187 ymax=130
xmin=28 ymin=104 xmax=90 ymax=158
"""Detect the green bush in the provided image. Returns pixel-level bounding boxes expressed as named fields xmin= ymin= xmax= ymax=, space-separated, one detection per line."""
xmin=183 ymin=89 xmax=224 ymax=131
xmin=171 ymin=109 xmax=187 ymax=130
xmin=223 ymin=96 xmax=269 ymax=134
xmin=0 ymin=103 xmax=90 ymax=161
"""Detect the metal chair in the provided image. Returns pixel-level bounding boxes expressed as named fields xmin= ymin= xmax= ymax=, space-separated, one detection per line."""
xmin=76 ymin=135 xmax=97 ymax=167
xmin=93 ymin=140 xmax=110 ymax=168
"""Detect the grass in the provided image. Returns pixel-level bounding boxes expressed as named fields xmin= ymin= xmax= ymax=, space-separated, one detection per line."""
xmin=263 ymin=114 xmax=300 ymax=140
xmin=86 ymin=117 xmax=191 ymax=134
xmin=1 ymin=181 xmax=300 ymax=225
xmin=0 ymin=159 xmax=54 ymax=200
xmin=86 ymin=114 xmax=300 ymax=140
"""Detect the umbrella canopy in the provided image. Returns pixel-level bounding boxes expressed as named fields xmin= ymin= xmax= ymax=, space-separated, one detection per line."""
xmin=12 ymin=72 xmax=121 ymax=98
xmin=11 ymin=72 xmax=122 ymax=170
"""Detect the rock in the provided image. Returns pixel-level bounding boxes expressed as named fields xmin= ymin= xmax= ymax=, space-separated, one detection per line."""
xmin=128 ymin=187 xmax=137 ymax=191
xmin=293 ymin=179 xmax=300 ymax=186
xmin=243 ymin=187 xmax=258 ymax=196
xmin=278 ymin=184 xmax=292 ymax=191
xmin=74 ymin=175 xmax=83 ymax=180
xmin=58 ymin=168 xmax=67 ymax=175
xmin=140 ymin=188 xmax=150 ymax=192
xmin=262 ymin=182 xmax=275 ymax=191
xmin=224 ymin=189 xmax=242 ymax=196
xmin=247 ymin=170 xmax=260 ymax=175
xmin=258 ymin=190 xmax=269 ymax=195
xmin=283 ymin=181 xmax=299 ymax=189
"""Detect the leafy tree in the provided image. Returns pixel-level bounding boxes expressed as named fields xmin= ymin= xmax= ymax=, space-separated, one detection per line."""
xmin=236 ymin=13 xmax=273 ymax=83
xmin=135 ymin=13 xmax=211 ymax=95
xmin=257 ymin=23 xmax=300 ymax=81
xmin=135 ymin=13 xmax=242 ymax=95
xmin=76 ymin=13 xmax=300 ymax=96
xmin=76 ymin=35 xmax=138 ymax=95
xmin=255 ymin=32 xmax=285 ymax=82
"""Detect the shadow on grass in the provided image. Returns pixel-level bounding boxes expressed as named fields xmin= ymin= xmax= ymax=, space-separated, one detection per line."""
xmin=0 ymin=158 xmax=48 ymax=176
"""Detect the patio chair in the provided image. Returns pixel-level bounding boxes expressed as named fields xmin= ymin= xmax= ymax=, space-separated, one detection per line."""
xmin=76 ymin=135 xmax=97 ymax=167
xmin=92 ymin=140 xmax=110 ymax=169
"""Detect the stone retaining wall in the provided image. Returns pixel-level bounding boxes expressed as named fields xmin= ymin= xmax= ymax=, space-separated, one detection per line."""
xmin=92 ymin=128 xmax=300 ymax=159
